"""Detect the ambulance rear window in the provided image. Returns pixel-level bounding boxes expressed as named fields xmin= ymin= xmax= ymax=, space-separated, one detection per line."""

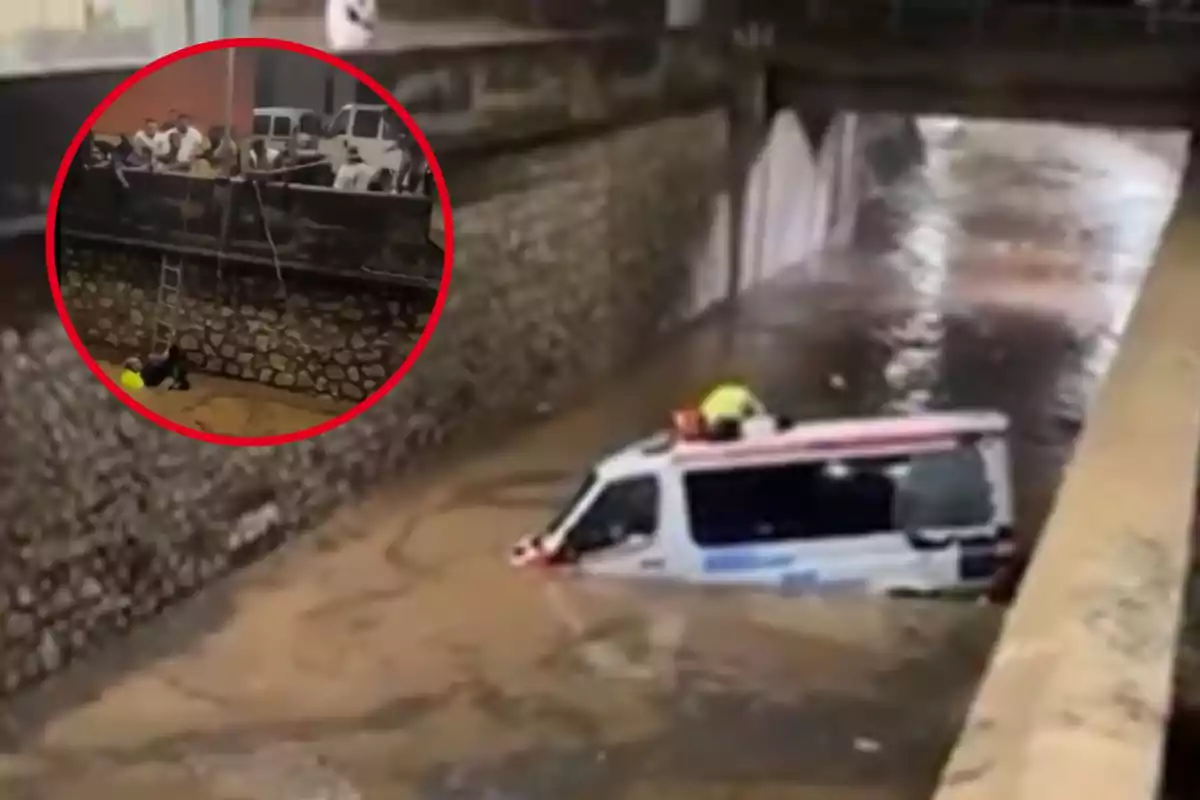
xmin=895 ymin=445 xmax=994 ymax=529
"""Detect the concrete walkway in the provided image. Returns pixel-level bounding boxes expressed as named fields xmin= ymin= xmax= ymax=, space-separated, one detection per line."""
xmin=934 ymin=166 xmax=1200 ymax=799
xmin=249 ymin=16 xmax=557 ymax=51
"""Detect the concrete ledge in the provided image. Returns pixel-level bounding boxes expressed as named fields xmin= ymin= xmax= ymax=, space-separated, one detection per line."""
xmin=934 ymin=167 xmax=1200 ymax=798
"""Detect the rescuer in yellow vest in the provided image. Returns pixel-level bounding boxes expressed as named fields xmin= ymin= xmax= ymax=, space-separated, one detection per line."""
xmin=699 ymin=382 xmax=767 ymax=440
xmin=119 ymin=357 xmax=145 ymax=391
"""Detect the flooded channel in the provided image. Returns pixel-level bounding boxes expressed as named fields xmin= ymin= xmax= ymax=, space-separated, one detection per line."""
xmin=1 ymin=118 xmax=1186 ymax=800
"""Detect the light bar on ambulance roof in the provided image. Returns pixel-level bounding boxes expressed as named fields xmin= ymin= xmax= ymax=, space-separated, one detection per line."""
xmin=672 ymin=412 xmax=1007 ymax=468
xmin=673 ymin=432 xmax=963 ymax=467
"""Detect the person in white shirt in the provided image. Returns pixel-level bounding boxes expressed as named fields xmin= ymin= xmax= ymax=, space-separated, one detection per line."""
xmin=247 ymin=139 xmax=281 ymax=170
xmin=325 ymin=0 xmax=377 ymax=51
xmin=333 ymin=147 xmax=376 ymax=192
xmin=149 ymin=125 xmax=173 ymax=164
xmin=173 ymin=115 xmax=206 ymax=166
xmin=131 ymin=119 xmax=158 ymax=160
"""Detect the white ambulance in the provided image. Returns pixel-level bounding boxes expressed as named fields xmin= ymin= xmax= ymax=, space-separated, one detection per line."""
xmin=510 ymin=411 xmax=1016 ymax=596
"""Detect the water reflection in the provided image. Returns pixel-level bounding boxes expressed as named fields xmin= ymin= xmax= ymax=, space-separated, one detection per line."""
xmin=898 ymin=121 xmax=1182 ymax=530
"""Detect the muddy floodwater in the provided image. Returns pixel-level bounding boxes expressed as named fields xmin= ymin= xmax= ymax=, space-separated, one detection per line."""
xmin=0 ymin=120 xmax=1186 ymax=799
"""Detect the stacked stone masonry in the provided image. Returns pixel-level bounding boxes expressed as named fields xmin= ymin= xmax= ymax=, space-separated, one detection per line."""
xmin=0 ymin=109 xmax=729 ymax=695
xmin=59 ymin=251 xmax=431 ymax=402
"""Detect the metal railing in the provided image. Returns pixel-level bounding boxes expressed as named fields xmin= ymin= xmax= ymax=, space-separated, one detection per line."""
xmin=735 ymin=0 xmax=1200 ymax=45
xmin=0 ymin=29 xmax=728 ymax=230
xmin=58 ymin=165 xmax=441 ymax=285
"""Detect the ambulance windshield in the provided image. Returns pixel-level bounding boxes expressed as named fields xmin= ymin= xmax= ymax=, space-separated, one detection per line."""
xmin=560 ymin=475 xmax=660 ymax=557
xmin=545 ymin=470 xmax=597 ymax=534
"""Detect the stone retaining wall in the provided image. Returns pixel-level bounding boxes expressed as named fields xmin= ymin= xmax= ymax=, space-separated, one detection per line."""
xmin=0 ymin=108 xmax=729 ymax=695
xmin=60 ymin=250 xmax=431 ymax=403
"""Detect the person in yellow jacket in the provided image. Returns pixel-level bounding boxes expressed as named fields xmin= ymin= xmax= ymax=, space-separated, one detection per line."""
xmin=119 ymin=357 xmax=145 ymax=390
xmin=698 ymin=381 xmax=767 ymax=440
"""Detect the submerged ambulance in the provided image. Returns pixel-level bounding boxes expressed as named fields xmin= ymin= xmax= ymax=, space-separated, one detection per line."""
xmin=510 ymin=411 xmax=1016 ymax=595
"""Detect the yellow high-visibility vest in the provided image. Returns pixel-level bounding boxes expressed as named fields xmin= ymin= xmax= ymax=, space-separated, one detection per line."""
xmin=699 ymin=383 xmax=760 ymax=421
xmin=119 ymin=369 xmax=144 ymax=390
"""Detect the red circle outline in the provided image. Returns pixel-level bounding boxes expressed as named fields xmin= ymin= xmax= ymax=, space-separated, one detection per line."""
xmin=45 ymin=37 xmax=455 ymax=448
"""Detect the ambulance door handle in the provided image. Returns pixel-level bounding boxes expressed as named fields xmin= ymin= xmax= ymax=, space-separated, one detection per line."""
xmin=904 ymin=527 xmax=952 ymax=552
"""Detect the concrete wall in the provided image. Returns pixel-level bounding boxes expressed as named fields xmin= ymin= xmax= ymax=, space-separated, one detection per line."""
xmin=58 ymin=249 xmax=429 ymax=402
xmin=255 ymin=0 xmax=671 ymax=26
xmin=771 ymin=46 xmax=1200 ymax=129
xmin=255 ymin=48 xmax=357 ymax=115
xmin=931 ymin=153 xmax=1199 ymax=800
xmin=0 ymin=108 xmax=729 ymax=695
xmin=740 ymin=110 xmax=848 ymax=287
xmin=256 ymin=0 xmax=540 ymax=23
xmin=737 ymin=110 xmax=923 ymax=288
xmin=93 ymin=48 xmax=257 ymax=136
xmin=0 ymin=236 xmax=54 ymax=336
xmin=0 ymin=68 xmax=136 ymax=228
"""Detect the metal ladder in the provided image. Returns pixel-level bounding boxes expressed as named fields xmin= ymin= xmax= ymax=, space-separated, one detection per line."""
xmin=151 ymin=254 xmax=184 ymax=355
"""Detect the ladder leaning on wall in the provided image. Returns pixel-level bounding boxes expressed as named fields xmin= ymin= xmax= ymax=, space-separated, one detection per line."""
xmin=151 ymin=254 xmax=184 ymax=355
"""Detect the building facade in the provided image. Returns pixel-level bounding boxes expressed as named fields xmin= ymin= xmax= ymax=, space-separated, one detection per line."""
xmin=0 ymin=0 xmax=253 ymax=79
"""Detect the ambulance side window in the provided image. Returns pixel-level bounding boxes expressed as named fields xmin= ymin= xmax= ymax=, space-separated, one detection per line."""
xmin=684 ymin=461 xmax=897 ymax=546
xmin=896 ymin=445 xmax=995 ymax=528
xmin=564 ymin=476 xmax=659 ymax=556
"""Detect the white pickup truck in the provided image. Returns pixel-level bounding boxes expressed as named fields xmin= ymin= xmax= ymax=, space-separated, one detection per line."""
xmin=252 ymin=103 xmax=415 ymax=184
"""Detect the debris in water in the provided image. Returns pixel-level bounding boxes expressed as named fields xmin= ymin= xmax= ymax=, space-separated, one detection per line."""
xmin=190 ymin=743 xmax=363 ymax=800
xmin=829 ymin=374 xmax=846 ymax=390
xmin=854 ymin=737 xmax=882 ymax=754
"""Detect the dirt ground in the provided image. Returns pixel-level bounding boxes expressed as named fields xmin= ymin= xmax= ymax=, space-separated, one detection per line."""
xmin=98 ymin=360 xmax=353 ymax=438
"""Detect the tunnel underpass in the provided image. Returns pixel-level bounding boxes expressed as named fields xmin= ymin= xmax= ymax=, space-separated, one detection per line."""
xmin=0 ymin=112 xmax=1186 ymax=799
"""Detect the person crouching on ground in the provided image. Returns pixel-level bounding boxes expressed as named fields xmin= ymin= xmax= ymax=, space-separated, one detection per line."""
xmin=119 ymin=357 xmax=145 ymax=390
xmin=141 ymin=344 xmax=191 ymax=391
xmin=333 ymin=147 xmax=376 ymax=191
xmin=699 ymin=381 xmax=768 ymax=441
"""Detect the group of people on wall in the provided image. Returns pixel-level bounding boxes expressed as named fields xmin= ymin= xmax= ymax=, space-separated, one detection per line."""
xmin=80 ymin=115 xmax=433 ymax=197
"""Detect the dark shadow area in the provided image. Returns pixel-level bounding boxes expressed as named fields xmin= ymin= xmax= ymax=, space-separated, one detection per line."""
xmin=752 ymin=1 xmax=1200 ymax=128
xmin=0 ymin=68 xmax=132 ymax=227
xmin=0 ymin=234 xmax=56 ymax=335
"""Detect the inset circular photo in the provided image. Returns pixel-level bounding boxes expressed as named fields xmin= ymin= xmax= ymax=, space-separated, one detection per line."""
xmin=47 ymin=37 xmax=452 ymax=446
